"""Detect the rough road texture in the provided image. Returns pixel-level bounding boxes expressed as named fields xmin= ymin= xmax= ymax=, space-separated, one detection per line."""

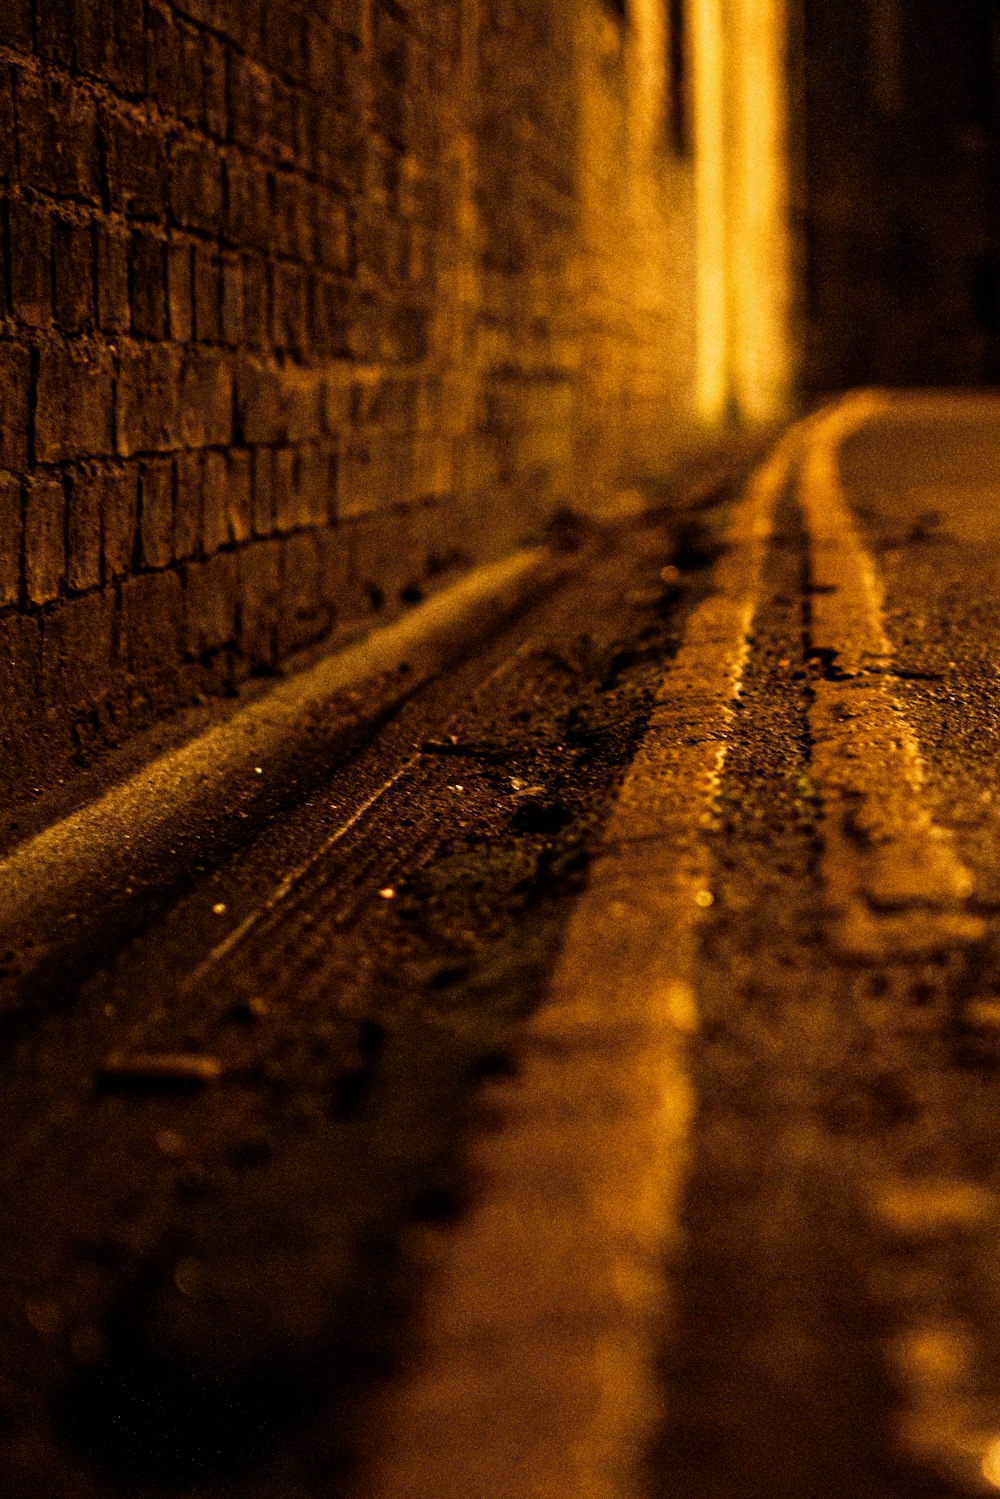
xmin=11 ymin=394 xmax=1000 ymax=1498
xmin=0 ymin=0 xmax=696 ymax=807
xmin=368 ymin=392 xmax=1000 ymax=1499
xmin=0 ymin=468 xmax=734 ymax=1495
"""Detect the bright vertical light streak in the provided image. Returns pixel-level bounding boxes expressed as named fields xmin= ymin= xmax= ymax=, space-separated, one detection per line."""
xmin=692 ymin=0 xmax=729 ymax=422
xmin=731 ymin=0 xmax=791 ymax=420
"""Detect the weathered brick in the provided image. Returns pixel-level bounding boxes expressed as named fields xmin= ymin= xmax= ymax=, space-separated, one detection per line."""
xmin=36 ymin=345 xmax=115 ymax=464
xmin=212 ymin=0 xmax=263 ymax=51
xmin=9 ymin=201 xmax=53 ymax=330
xmin=167 ymin=242 xmax=194 ymax=342
xmin=0 ymin=614 xmax=42 ymax=792
xmin=95 ymin=225 xmax=131 ymax=334
xmin=183 ymin=551 xmax=237 ymax=655
xmin=41 ymin=590 xmax=115 ymax=715
xmin=174 ymin=451 xmax=201 ymax=560
xmin=119 ymin=569 xmax=182 ymax=696
xmin=179 ymin=349 xmax=233 ymax=448
xmin=251 ymin=446 xmax=274 ymax=535
xmin=73 ymin=0 xmax=115 ymax=81
xmin=0 ymin=345 xmax=31 ymax=470
xmin=229 ymin=54 xmax=271 ymax=151
xmin=275 ymin=442 xmax=331 ymax=530
xmin=75 ymin=0 xmax=146 ymax=94
xmin=200 ymin=449 xmax=227 ymax=555
xmin=131 ymin=232 xmax=167 ymax=339
xmin=279 ymin=530 xmax=326 ymax=652
xmin=35 ymin=0 xmax=74 ymax=64
xmin=237 ymin=359 xmax=323 ymax=445
xmin=387 ymin=301 xmax=430 ymax=362
xmin=199 ymin=449 xmax=254 ymax=556
xmin=328 ymin=0 xmax=364 ymax=41
xmin=101 ymin=466 xmax=138 ymax=578
xmin=241 ymin=254 xmax=269 ymax=348
xmin=272 ymin=446 xmax=295 ymax=534
xmin=0 ymin=473 xmax=21 ymax=605
xmin=111 ymin=0 xmax=147 ymax=95
xmin=316 ymin=522 xmax=349 ymax=614
xmin=140 ymin=458 xmax=174 ymax=569
xmin=53 ymin=218 xmax=95 ymax=335
xmin=312 ymin=276 xmax=351 ymax=359
xmin=226 ymin=450 xmax=253 ymax=543
xmin=193 ymin=244 xmax=221 ymax=343
xmin=0 ymin=70 xmax=16 ymax=183
xmin=238 ymin=537 xmax=280 ymax=667
xmin=0 ymin=0 xmax=679 ymax=771
xmin=221 ymin=255 xmax=244 ymax=346
xmin=261 ymin=7 xmax=309 ymax=86
xmin=312 ymin=103 xmax=365 ymax=194
xmin=25 ymin=473 xmax=65 ymax=604
xmin=339 ymin=433 xmax=379 ymax=518
xmin=0 ymin=0 xmax=31 ymax=51
xmin=272 ymin=171 xmax=314 ymax=260
xmin=203 ymin=34 xmax=228 ymax=138
xmin=105 ymin=110 xmax=168 ymax=220
xmin=272 ymin=261 xmax=309 ymax=355
xmin=148 ymin=2 xmax=181 ymax=116
xmin=316 ymin=189 xmax=352 ymax=273
xmin=320 ymin=370 xmax=351 ymax=436
xmin=171 ymin=138 xmax=223 ymax=234
xmin=348 ymin=506 xmax=413 ymax=615
xmin=66 ymin=470 xmax=102 ymax=591
xmin=224 ymin=151 xmax=272 ymax=252
xmin=116 ymin=344 xmax=182 ymax=456
xmin=17 ymin=72 xmax=101 ymax=202
xmin=176 ymin=21 xmax=206 ymax=127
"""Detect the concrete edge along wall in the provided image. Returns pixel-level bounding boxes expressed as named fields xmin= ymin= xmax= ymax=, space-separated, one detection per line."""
xmin=0 ymin=0 xmax=708 ymax=810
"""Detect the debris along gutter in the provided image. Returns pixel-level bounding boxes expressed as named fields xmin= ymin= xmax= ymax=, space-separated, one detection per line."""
xmin=0 ymin=546 xmax=565 ymax=1017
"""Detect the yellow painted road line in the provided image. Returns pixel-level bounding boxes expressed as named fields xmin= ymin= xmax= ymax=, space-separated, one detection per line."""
xmin=358 ymin=430 xmax=804 ymax=1499
xmin=803 ymin=391 xmax=1000 ymax=1491
xmin=798 ymin=392 xmax=984 ymax=958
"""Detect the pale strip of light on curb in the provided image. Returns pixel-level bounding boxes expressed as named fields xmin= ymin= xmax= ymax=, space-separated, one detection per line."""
xmin=358 ymin=428 xmax=805 ymax=1499
xmin=798 ymin=392 xmax=984 ymax=958
xmin=0 ymin=548 xmax=556 ymax=1000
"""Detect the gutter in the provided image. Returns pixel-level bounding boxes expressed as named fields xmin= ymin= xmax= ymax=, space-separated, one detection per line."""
xmin=0 ymin=545 xmax=564 ymax=1016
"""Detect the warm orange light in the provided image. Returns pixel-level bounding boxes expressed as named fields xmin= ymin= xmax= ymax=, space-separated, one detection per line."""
xmin=693 ymin=0 xmax=728 ymax=422
xmin=730 ymin=0 xmax=792 ymax=420
xmin=693 ymin=0 xmax=792 ymax=423
xmin=983 ymin=1439 xmax=1000 ymax=1488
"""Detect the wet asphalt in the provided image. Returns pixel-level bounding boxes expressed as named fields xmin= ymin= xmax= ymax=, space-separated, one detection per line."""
xmin=6 ymin=402 xmax=1000 ymax=1496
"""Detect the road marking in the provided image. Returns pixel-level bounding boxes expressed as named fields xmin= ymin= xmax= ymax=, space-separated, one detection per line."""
xmin=359 ymin=431 xmax=803 ymax=1499
xmin=800 ymin=394 xmax=1000 ymax=1491
xmin=797 ymin=392 xmax=985 ymax=957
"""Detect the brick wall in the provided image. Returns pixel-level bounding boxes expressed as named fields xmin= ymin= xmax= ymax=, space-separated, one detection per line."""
xmin=0 ymin=0 xmax=695 ymax=806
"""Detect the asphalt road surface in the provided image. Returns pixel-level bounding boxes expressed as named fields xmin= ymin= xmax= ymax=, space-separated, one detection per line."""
xmin=4 ymin=394 xmax=1000 ymax=1498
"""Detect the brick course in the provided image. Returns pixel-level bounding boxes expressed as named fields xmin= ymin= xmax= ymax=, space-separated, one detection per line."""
xmin=0 ymin=0 xmax=694 ymax=806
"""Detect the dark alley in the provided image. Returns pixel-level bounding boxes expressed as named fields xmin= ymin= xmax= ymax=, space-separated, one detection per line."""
xmin=2 ymin=3 xmax=1000 ymax=1497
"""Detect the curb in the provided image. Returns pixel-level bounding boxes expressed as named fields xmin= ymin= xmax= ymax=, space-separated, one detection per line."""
xmin=0 ymin=545 xmax=563 ymax=1014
